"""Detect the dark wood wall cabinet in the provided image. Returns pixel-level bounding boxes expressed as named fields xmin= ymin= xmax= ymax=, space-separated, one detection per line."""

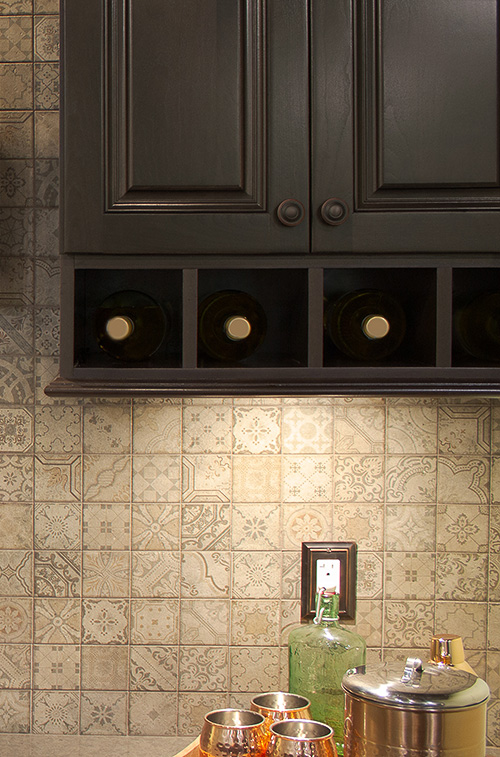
xmin=48 ymin=0 xmax=500 ymax=397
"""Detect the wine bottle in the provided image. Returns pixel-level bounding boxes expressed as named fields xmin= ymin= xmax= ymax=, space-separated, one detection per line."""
xmin=198 ymin=289 xmax=267 ymax=361
xmin=325 ymin=288 xmax=406 ymax=360
xmin=94 ymin=290 xmax=168 ymax=361
xmin=454 ymin=291 xmax=500 ymax=362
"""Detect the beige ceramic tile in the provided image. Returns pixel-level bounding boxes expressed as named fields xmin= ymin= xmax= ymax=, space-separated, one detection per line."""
xmin=350 ymin=600 xmax=383 ymax=647
xmin=182 ymin=404 xmax=232 ymax=453
xmin=83 ymin=503 xmax=131 ymax=551
xmin=282 ymin=405 xmax=333 ymax=453
xmin=230 ymin=599 xmax=280 ymax=646
xmin=439 ymin=405 xmax=490 ymax=455
xmin=489 ymin=604 xmax=500 ymax=651
xmin=180 ymin=599 xmax=229 ymax=645
xmin=130 ymin=645 xmax=178 ymax=692
xmin=436 ymin=504 xmax=489 ymax=552
xmin=232 ymin=455 xmax=281 ymax=502
xmin=387 ymin=405 xmax=438 ymax=453
xmin=282 ymin=553 xmax=301 ymax=600
xmin=0 ymin=550 xmax=31 ymax=595
xmin=334 ymin=455 xmax=385 ymax=502
xmin=491 ymin=556 xmax=500 ymax=602
xmin=132 ymin=503 xmax=179 ymax=551
xmin=232 ymin=504 xmax=281 ymax=550
xmin=82 ymin=599 xmax=129 ymax=645
xmin=182 ymin=454 xmax=230 ymax=502
xmin=282 ymin=503 xmax=332 ymax=549
xmin=34 ymin=110 xmax=58 ymax=157
xmin=34 ymin=14 xmax=58 ymax=61
xmin=133 ymin=454 xmax=180 ymax=503
xmin=385 ymin=504 xmax=436 ymax=551
xmin=181 ymin=503 xmax=230 ymax=550
xmin=384 ymin=600 xmax=435 ymax=648
xmin=34 ymin=453 xmax=80 ymax=502
xmin=0 ymin=598 xmax=31 ymax=642
xmin=82 ymin=551 xmax=130 ymax=597
xmin=181 ymin=551 xmax=230 ymax=599
xmin=434 ymin=600 xmax=487 ymax=649
xmin=179 ymin=646 xmax=228 ymax=692
xmin=129 ymin=692 xmax=177 ymax=735
xmin=0 ymin=690 xmax=30 ymax=733
xmin=34 ymin=598 xmax=80 ymax=643
xmin=232 ymin=551 xmax=281 ymax=599
xmin=178 ymin=692 xmax=228 ymax=736
xmin=81 ymin=645 xmax=129 ymax=690
xmin=386 ymin=455 xmax=437 ymax=503
xmin=34 ymin=502 xmax=80 ymax=549
xmin=0 ymin=111 xmax=32 ymax=158
xmin=229 ymin=646 xmax=280 ymax=692
xmin=32 ymin=691 xmax=78 ymax=733
xmin=491 ymin=460 xmax=500 ymax=505
xmin=0 ymin=643 xmax=30 ymax=688
xmin=334 ymin=503 xmax=383 ymax=550
xmin=0 ymin=503 xmax=32 ymax=548
xmin=83 ymin=405 xmax=131 ymax=454
xmin=436 ymin=553 xmax=488 ymax=601
xmin=283 ymin=454 xmax=333 ymax=502
xmin=437 ymin=456 xmax=490 ymax=504
xmin=232 ymin=406 xmax=281 ymax=454
xmin=0 ymin=454 xmax=33 ymax=501
xmin=356 ymin=552 xmax=383 ymax=600
xmin=130 ymin=599 xmax=178 ymax=645
xmin=280 ymin=599 xmax=301 ymax=646
xmin=131 ymin=551 xmax=180 ymax=598
xmin=385 ymin=552 xmax=435 ymax=600
xmin=0 ymin=15 xmax=32 ymax=61
xmin=334 ymin=405 xmax=385 ymax=453
xmin=133 ymin=403 xmax=181 ymax=453
xmin=0 ymin=63 xmax=32 ymax=109
xmin=83 ymin=454 xmax=130 ymax=502
xmin=34 ymin=550 xmax=80 ymax=597
xmin=0 ymin=1 xmax=32 ymax=14
xmin=33 ymin=643 xmax=80 ymax=689
xmin=80 ymin=691 xmax=127 ymax=735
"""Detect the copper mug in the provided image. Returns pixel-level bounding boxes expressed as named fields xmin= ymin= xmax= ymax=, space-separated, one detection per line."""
xmin=250 ymin=691 xmax=312 ymax=733
xmin=200 ymin=708 xmax=267 ymax=757
xmin=267 ymin=719 xmax=338 ymax=757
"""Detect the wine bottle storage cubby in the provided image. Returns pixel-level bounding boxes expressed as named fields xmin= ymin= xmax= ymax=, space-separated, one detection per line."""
xmin=72 ymin=268 xmax=183 ymax=369
xmin=452 ymin=268 xmax=500 ymax=367
xmin=50 ymin=258 xmax=500 ymax=396
xmin=197 ymin=269 xmax=309 ymax=368
xmin=323 ymin=268 xmax=437 ymax=367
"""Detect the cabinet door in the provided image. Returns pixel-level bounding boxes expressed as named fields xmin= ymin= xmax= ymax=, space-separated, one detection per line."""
xmin=62 ymin=0 xmax=309 ymax=254
xmin=312 ymin=0 xmax=500 ymax=253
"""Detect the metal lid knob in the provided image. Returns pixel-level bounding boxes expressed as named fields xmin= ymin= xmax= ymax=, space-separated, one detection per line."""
xmin=224 ymin=316 xmax=252 ymax=341
xmin=430 ymin=634 xmax=465 ymax=666
xmin=105 ymin=315 xmax=134 ymax=341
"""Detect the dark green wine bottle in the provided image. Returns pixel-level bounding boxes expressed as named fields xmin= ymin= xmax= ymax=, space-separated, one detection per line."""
xmin=455 ymin=291 xmax=500 ymax=362
xmin=198 ymin=289 xmax=267 ymax=361
xmin=94 ymin=290 xmax=168 ymax=361
xmin=325 ymin=289 xmax=406 ymax=361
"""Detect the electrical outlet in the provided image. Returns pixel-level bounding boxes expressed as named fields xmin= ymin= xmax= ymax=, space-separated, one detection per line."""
xmin=300 ymin=542 xmax=357 ymax=620
xmin=316 ymin=558 xmax=340 ymax=593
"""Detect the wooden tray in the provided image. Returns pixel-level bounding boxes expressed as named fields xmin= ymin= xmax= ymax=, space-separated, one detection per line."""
xmin=173 ymin=737 xmax=200 ymax=757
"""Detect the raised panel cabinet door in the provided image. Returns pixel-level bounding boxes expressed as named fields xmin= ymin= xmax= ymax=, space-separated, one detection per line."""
xmin=61 ymin=0 xmax=309 ymax=254
xmin=311 ymin=0 xmax=500 ymax=253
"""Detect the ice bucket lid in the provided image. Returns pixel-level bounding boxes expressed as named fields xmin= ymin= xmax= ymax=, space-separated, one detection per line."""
xmin=342 ymin=658 xmax=490 ymax=710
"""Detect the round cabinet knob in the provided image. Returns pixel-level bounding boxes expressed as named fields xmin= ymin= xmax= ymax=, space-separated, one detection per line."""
xmin=277 ymin=199 xmax=305 ymax=226
xmin=320 ymin=198 xmax=349 ymax=226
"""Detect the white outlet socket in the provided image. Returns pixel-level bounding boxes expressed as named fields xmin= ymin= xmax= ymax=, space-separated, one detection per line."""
xmin=316 ymin=558 xmax=340 ymax=593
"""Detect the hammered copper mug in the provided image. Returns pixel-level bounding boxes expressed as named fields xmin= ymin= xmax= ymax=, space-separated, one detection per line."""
xmin=200 ymin=709 xmax=268 ymax=757
xmin=250 ymin=692 xmax=312 ymax=734
xmin=267 ymin=719 xmax=338 ymax=757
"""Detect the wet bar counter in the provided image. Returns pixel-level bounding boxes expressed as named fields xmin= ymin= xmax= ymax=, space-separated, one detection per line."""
xmin=0 ymin=734 xmax=195 ymax=756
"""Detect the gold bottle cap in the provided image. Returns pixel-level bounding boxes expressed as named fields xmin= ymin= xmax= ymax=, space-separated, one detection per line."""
xmin=362 ymin=315 xmax=390 ymax=340
xmin=225 ymin=315 xmax=252 ymax=341
xmin=105 ymin=315 xmax=134 ymax=341
xmin=430 ymin=634 xmax=465 ymax=665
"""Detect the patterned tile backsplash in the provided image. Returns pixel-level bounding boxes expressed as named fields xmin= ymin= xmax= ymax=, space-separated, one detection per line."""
xmin=0 ymin=1 xmax=500 ymax=748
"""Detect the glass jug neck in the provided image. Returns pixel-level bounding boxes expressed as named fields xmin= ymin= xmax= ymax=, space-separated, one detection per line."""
xmin=314 ymin=589 xmax=340 ymax=624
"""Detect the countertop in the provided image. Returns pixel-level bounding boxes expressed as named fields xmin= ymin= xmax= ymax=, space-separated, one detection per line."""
xmin=0 ymin=735 xmax=498 ymax=757
xmin=0 ymin=735 xmax=195 ymax=756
